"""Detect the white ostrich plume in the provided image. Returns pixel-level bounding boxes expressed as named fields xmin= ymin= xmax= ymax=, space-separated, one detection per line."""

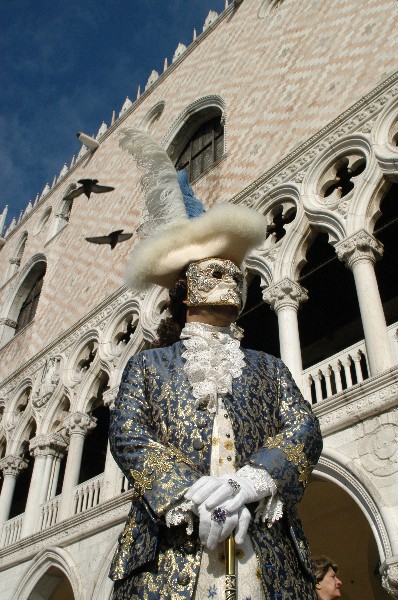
xmin=119 ymin=127 xmax=187 ymax=236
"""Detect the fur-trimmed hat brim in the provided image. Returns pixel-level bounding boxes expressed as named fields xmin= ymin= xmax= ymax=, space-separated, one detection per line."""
xmin=125 ymin=203 xmax=267 ymax=290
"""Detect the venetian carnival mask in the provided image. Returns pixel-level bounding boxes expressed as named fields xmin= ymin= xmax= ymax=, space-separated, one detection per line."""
xmin=186 ymin=258 xmax=244 ymax=309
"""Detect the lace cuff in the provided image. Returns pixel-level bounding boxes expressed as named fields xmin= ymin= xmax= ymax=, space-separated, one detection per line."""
xmin=165 ymin=499 xmax=195 ymax=536
xmin=237 ymin=464 xmax=283 ymax=528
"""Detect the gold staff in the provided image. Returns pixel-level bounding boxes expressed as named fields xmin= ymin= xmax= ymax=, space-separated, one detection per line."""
xmin=225 ymin=532 xmax=236 ymax=600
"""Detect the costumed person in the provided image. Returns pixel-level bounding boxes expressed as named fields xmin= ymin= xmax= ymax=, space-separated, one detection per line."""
xmin=108 ymin=127 xmax=323 ymax=599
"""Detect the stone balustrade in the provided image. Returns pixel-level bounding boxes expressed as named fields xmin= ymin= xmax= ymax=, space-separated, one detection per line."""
xmin=1 ymin=513 xmax=23 ymax=547
xmin=39 ymin=495 xmax=60 ymax=531
xmin=303 ymin=321 xmax=397 ymax=404
xmin=73 ymin=474 xmax=103 ymax=515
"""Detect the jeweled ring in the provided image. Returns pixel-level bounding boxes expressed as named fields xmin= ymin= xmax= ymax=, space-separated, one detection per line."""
xmin=228 ymin=479 xmax=240 ymax=495
xmin=211 ymin=507 xmax=227 ymax=524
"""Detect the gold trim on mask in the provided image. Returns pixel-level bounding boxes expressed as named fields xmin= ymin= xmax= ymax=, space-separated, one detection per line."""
xmin=186 ymin=258 xmax=243 ymax=308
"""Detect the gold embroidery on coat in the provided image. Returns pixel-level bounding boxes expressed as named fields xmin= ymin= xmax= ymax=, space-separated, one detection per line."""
xmin=265 ymin=438 xmax=309 ymax=487
xmin=130 ymin=468 xmax=155 ymax=495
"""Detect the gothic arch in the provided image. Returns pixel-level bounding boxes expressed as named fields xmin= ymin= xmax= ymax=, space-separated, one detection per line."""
xmin=48 ymin=190 xmax=74 ymax=239
xmin=140 ymin=100 xmax=166 ymax=131
xmin=34 ymin=206 xmax=52 ymax=238
xmin=0 ymin=253 xmax=47 ymax=347
xmin=41 ymin=390 xmax=70 ymax=435
xmin=163 ymin=95 xmax=227 ymax=164
xmin=251 ymin=183 xmax=312 ymax=283
xmin=139 ymin=285 xmax=169 ymax=348
xmin=314 ymin=448 xmax=394 ymax=561
xmin=12 ymin=413 xmax=36 ymax=457
xmin=100 ymin=298 xmax=145 ymax=388
xmin=13 ymin=546 xmax=83 ymax=600
xmin=301 ymin=134 xmax=379 ymax=241
xmin=6 ymin=384 xmax=34 ymax=453
xmin=98 ymin=297 xmax=141 ymax=365
xmin=79 ymin=368 xmax=109 ymax=414
xmin=63 ymin=331 xmax=100 ymax=393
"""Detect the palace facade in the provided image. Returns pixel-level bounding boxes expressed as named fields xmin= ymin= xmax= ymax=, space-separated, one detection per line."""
xmin=0 ymin=1 xmax=398 ymax=598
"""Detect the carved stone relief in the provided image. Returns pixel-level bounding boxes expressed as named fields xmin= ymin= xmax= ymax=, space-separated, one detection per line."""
xmin=359 ymin=423 xmax=398 ymax=477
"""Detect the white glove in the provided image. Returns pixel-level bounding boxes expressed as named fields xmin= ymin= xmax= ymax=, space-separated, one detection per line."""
xmin=184 ymin=475 xmax=222 ymax=505
xmin=205 ymin=474 xmax=272 ymax=513
xmin=198 ymin=503 xmax=251 ymax=550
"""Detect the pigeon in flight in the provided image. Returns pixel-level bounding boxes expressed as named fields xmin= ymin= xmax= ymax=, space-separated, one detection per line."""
xmin=85 ymin=229 xmax=133 ymax=250
xmin=63 ymin=179 xmax=115 ymax=201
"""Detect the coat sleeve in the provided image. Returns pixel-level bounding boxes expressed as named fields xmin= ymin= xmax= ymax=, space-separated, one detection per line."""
xmin=242 ymin=358 xmax=323 ymax=508
xmin=109 ymin=353 xmax=200 ymax=519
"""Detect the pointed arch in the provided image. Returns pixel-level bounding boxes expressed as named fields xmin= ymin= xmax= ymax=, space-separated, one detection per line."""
xmin=13 ymin=546 xmax=83 ymax=600
xmin=0 ymin=254 xmax=47 ymax=347
xmin=163 ymin=95 xmax=227 ymax=182
xmin=313 ymin=448 xmax=394 ymax=561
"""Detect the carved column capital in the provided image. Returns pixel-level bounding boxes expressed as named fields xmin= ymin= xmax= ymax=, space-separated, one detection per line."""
xmin=103 ymin=386 xmax=118 ymax=409
xmin=63 ymin=411 xmax=97 ymax=436
xmin=335 ymin=230 xmax=383 ymax=269
xmin=29 ymin=433 xmax=68 ymax=458
xmin=0 ymin=454 xmax=28 ymax=477
xmin=262 ymin=277 xmax=308 ymax=312
xmin=381 ymin=560 xmax=398 ymax=598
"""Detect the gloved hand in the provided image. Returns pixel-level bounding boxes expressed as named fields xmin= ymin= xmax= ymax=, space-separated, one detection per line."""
xmin=204 ymin=474 xmax=272 ymax=513
xmin=198 ymin=503 xmax=251 ymax=550
xmin=184 ymin=475 xmax=222 ymax=505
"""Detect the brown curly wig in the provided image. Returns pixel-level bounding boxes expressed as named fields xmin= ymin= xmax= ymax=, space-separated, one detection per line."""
xmin=152 ymin=270 xmax=188 ymax=347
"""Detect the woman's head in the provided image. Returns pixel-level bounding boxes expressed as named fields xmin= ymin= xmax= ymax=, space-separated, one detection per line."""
xmin=312 ymin=556 xmax=342 ymax=600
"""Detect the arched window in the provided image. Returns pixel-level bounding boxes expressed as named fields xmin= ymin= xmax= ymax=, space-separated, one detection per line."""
xmin=15 ymin=267 xmax=45 ymax=334
xmin=175 ymin=115 xmax=224 ymax=182
xmin=1 ymin=260 xmax=47 ymax=347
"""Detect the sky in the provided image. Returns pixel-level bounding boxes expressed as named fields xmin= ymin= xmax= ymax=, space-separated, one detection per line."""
xmin=0 ymin=0 xmax=226 ymax=233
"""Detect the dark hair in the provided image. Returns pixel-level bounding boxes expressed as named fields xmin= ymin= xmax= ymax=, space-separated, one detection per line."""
xmin=311 ymin=555 xmax=339 ymax=583
xmin=152 ymin=270 xmax=187 ymax=348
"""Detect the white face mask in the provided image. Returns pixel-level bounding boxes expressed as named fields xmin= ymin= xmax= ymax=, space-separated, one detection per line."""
xmin=186 ymin=258 xmax=243 ymax=309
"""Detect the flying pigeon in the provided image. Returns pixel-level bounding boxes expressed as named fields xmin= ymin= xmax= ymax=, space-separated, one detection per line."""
xmin=63 ymin=179 xmax=115 ymax=201
xmin=85 ymin=229 xmax=133 ymax=250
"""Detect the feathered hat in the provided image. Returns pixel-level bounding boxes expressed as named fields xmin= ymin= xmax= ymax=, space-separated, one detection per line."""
xmin=119 ymin=127 xmax=267 ymax=290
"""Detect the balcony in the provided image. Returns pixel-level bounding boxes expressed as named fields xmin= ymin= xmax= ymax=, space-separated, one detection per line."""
xmin=303 ymin=322 xmax=398 ymax=404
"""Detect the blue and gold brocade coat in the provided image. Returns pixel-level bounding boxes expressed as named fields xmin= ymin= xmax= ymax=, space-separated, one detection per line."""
xmin=109 ymin=342 xmax=322 ymax=599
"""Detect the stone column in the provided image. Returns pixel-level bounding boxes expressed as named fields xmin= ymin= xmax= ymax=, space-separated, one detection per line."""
xmin=263 ymin=277 xmax=308 ymax=394
xmin=0 ymin=455 xmax=27 ymax=531
xmin=40 ymin=434 xmax=68 ymax=504
xmin=20 ymin=434 xmax=66 ymax=537
xmin=58 ymin=412 xmax=96 ymax=521
xmin=336 ymin=230 xmax=394 ymax=376
xmin=101 ymin=387 xmax=122 ymax=501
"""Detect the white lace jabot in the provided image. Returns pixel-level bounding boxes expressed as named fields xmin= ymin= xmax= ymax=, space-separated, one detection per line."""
xmin=180 ymin=322 xmax=245 ymax=413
